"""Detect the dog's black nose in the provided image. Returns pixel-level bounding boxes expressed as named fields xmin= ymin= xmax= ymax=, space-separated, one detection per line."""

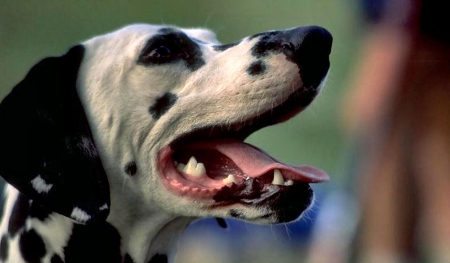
xmin=251 ymin=26 xmax=332 ymax=88
xmin=283 ymin=26 xmax=332 ymax=88
xmin=284 ymin=26 xmax=332 ymax=57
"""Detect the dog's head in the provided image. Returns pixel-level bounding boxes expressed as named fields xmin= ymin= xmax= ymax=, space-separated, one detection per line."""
xmin=0 ymin=24 xmax=331 ymax=225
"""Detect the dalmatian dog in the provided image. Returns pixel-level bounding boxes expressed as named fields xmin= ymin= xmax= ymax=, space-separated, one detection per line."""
xmin=0 ymin=24 xmax=332 ymax=263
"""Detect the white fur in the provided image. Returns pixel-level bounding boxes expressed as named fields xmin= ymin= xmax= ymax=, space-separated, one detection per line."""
xmin=30 ymin=175 xmax=53 ymax=194
xmin=70 ymin=207 xmax=91 ymax=223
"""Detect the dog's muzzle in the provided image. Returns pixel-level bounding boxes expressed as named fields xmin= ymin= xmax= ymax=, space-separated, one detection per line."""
xmin=158 ymin=26 xmax=332 ymax=222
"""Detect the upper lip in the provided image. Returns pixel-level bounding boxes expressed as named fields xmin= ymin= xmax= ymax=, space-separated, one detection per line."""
xmin=170 ymin=86 xmax=319 ymax=148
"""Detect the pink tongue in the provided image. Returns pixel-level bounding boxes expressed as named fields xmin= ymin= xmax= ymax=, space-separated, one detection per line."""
xmin=184 ymin=139 xmax=329 ymax=183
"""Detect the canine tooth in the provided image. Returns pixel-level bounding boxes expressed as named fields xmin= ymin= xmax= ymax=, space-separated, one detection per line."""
xmin=223 ymin=174 xmax=237 ymax=184
xmin=272 ymin=169 xmax=284 ymax=185
xmin=284 ymin=179 xmax=293 ymax=186
xmin=176 ymin=163 xmax=186 ymax=172
xmin=184 ymin=156 xmax=198 ymax=175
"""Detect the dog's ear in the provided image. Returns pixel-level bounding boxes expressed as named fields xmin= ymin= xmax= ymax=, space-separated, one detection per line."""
xmin=0 ymin=45 xmax=110 ymax=224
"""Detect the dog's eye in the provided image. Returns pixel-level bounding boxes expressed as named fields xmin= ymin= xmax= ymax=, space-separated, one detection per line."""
xmin=149 ymin=46 xmax=172 ymax=59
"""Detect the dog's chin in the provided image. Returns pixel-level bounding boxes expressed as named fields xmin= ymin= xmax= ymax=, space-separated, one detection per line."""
xmin=215 ymin=182 xmax=314 ymax=224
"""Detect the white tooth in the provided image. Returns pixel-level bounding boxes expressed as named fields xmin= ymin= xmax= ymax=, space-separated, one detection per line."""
xmin=196 ymin=162 xmax=206 ymax=176
xmin=272 ymin=169 xmax=284 ymax=185
xmin=184 ymin=156 xmax=197 ymax=175
xmin=223 ymin=174 xmax=237 ymax=184
xmin=176 ymin=163 xmax=186 ymax=172
xmin=184 ymin=156 xmax=205 ymax=177
xmin=284 ymin=179 xmax=293 ymax=186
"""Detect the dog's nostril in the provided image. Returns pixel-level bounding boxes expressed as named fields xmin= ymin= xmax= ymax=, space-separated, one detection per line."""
xmin=283 ymin=26 xmax=332 ymax=88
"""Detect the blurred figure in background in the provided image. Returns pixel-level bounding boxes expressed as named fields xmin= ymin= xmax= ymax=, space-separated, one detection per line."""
xmin=308 ymin=0 xmax=450 ymax=262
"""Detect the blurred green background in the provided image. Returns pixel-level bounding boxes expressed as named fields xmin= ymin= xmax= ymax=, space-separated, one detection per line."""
xmin=0 ymin=1 xmax=360 ymax=262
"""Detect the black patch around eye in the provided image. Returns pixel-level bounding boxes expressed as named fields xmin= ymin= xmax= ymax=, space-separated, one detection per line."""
xmin=19 ymin=229 xmax=46 ymax=262
xmin=8 ymin=193 xmax=30 ymax=237
xmin=213 ymin=41 xmax=240 ymax=51
xmin=148 ymin=254 xmax=168 ymax=263
xmin=247 ymin=60 xmax=266 ymax=76
xmin=215 ymin=217 xmax=228 ymax=229
xmin=0 ymin=235 xmax=9 ymax=261
xmin=149 ymin=92 xmax=178 ymax=119
xmin=138 ymin=32 xmax=205 ymax=71
xmin=124 ymin=161 xmax=137 ymax=176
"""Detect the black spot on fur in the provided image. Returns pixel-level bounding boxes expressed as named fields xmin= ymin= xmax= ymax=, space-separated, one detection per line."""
xmin=251 ymin=32 xmax=283 ymax=59
xmin=138 ymin=29 xmax=205 ymax=71
xmin=124 ymin=161 xmax=137 ymax=176
xmin=124 ymin=254 xmax=135 ymax=263
xmin=213 ymin=41 xmax=240 ymax=51
xmin=29 ymin=201 xmax=52 ymax=221
xmin=8 ymin=193 xmax=30 ymax=237
xmin=215 ymin=217 xmax=227 ymax=229
xmin=229 ymin=209 xmax=245 ymax=219
xmin=19 ymin=229 xmax=46 ymax=263
xmin=149 ymin=92 xmax=177 ymax=119
xmin=64 ymin=222 xmax=121 ymax=263
xmin=247 ymin=61 xmax=266 ymax=75
xmin=148 ymin=254 xmax=168 ymax=263
xmin=0 ymin=235 xmax=9 ymax=261
xmin=51 ymin=254 xmax=64 ymax=263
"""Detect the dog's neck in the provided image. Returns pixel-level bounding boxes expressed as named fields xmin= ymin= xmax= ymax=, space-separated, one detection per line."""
xmin=104 ymin=177 xmax=196 ymax=263
xmin=107 ymin=207 xmax=194 ymax=263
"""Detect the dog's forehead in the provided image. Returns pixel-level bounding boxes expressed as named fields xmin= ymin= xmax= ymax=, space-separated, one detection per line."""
xmin=83 ymin=24 xmax=219 ymax=48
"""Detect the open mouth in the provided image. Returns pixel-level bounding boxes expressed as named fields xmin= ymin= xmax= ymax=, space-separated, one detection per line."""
xmin=158 ymin=87 xmax=329 ymax=203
